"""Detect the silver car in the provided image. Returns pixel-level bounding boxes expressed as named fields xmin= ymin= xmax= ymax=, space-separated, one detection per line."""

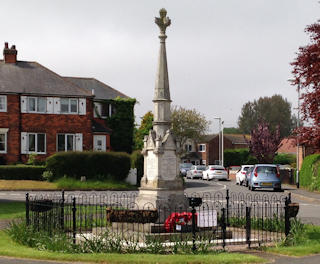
xmin=186 ymin=165 xmax=206 ymax=179
xmin=248 ymin=164 xmax=281 ymax=191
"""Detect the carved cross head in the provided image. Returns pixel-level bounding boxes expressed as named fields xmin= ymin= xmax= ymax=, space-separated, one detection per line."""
xmin=155 ymin=8 xmax=171 ymax=35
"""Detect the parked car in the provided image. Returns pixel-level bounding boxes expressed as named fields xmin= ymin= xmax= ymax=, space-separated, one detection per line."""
xmin=248 ymin=164 xmax=281 ymax=191
xmin=179 ymin=163 xmax=193 ymax=177
xmin=244 ymin=166 xmax=254 ymax=187
xmin=202 ymin=165 xmax=228 ymax=181
xmin=235 ymin=165 xmax=254 ymax=185
xmin=186 ymin=165 xmax=206 ymax=179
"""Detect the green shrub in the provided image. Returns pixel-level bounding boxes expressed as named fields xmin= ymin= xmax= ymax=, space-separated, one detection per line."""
xmin=273 ymin=153 xmax=296 ymax=165
xmin=300 ymin=154 xmax=320 ymax=191
xmin=0 ymin=165 xmax=45 ymax=180
xmin=46 ymin=151 xmax=131 ymax=181
xmin=131 ymin=150 xmax=144 ymax=186
xmin=224 ymin=148 xmax=257 ymax=167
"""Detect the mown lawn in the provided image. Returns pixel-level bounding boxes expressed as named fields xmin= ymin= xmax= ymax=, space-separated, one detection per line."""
xmin=0 ymin=231 xmax=264 ymax=264
xmin=0 ymin=178 xmax=137 ymax=191
xmin=0 ymin=202 xmax=25 ymax=220
xmin=266 ymin=224 xmax=320 ymax=256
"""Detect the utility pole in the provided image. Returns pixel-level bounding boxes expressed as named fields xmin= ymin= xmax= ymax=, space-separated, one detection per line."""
xmin=214 ymin=117 xmax=224 ymax=166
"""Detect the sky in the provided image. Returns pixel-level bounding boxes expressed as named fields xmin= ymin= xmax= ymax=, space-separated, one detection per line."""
xmin=0 ymin=0 xmax=318 ymax=132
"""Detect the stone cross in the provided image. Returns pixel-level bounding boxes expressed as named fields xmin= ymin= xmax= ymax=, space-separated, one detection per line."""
xmin=155 ymin=8 xmax=171 ymax=36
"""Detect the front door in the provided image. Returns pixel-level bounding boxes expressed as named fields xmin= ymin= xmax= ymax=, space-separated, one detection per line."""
xmin=93 ymin=135 xmax=106 ymax=151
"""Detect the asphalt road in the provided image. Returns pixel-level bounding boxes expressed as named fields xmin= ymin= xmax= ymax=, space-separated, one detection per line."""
xmin=1 ymin=180 xmax=320 ymax=264
xmin=1 ymin=178 xmax=320 ymax=224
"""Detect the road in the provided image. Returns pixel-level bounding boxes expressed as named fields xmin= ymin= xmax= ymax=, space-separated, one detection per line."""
xmin=1 ymin=178 xmax=320 ymax=224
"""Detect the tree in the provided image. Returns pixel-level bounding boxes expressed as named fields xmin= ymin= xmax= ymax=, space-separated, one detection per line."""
xmin=171 ymin=106 xmax=211 ymax=148
xmin=223 ymin=127 xmax=242 ymax=134
xmin=238 ymin=95 xmax=295 ymax=138
xmin=246 ymin=121 xmax=281 ymax=163
xmin=133 ymin=111 xmax=153 ymax=150
xmin=291 ymin=20 xmax=320 ymax=148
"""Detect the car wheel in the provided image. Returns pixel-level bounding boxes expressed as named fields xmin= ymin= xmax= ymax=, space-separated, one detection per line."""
xmin=248 ymin=184 xmax=251 ymax=191
xmin=251 ymin=186 xmax=255 ymax=191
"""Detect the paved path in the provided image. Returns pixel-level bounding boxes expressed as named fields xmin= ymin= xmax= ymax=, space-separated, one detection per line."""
xmin=0 ymin=257 xmax=72 ymax=264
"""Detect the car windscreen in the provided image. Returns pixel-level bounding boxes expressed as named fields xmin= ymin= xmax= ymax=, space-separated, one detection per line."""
xmin=181 ymin=163 xmax=192 ymax=168
xmin=212 ymin=167 xmax=224 ymax=171
xmin=244 ymin=167 xmax=251 ymax=171
xmin=256 ymin=166 xmax=277 ymax=174
xmin=196 ymin=166 xmax=206 ymax=170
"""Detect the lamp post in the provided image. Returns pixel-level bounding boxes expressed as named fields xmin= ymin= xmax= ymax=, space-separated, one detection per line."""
xmin=296 ymin=83 xmax=300 ymax=189
xmin=214 ymin=117 xmax=224 ymax=166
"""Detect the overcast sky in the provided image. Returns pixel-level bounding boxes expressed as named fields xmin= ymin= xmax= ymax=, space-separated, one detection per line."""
xmin=0 ymin=0 xmax=318 ymax=132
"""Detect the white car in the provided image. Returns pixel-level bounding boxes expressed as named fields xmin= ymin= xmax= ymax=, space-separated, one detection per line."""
xmin=202 ymin=165 xmax=228 ymax=181
xmin=236 ymin=165 xmax=254 ymax=185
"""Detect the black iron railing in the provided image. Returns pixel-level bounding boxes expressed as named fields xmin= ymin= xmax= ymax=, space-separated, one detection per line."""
xmin=25 ymin=190 xmax=294 ymax=251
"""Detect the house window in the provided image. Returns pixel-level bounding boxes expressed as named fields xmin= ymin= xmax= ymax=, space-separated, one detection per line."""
xmin=57 ymin=134 xmax=75 ymax=151
xmin=199 ymin=144 xmax=206 ymax=152
xmin=61 ymin=98 xmax=78 ymax=114
xmin=27 ymin=133 xmax=46 ymax=154
xmin=185 ymin=144 xmax=192 ymax=152
xmin=0 ymin=132 xmax=7 ymax=153
xmin=0 ymin=96 xmax=7 ymax=112
xmin=94 ymin=102 xmax=113 ymax=118
xmin=27 ymin=97 xmax=46 ymax=113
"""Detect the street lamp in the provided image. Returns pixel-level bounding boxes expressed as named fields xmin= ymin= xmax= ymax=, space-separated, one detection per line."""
xmin=296 ymin=83 xmax=301 ymax=189
xmin=214 ymin=117 xmax=224 ymax=166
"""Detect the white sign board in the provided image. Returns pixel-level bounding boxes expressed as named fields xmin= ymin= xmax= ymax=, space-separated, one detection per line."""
xmin=197 ymin=210 xmax=217 ymax=227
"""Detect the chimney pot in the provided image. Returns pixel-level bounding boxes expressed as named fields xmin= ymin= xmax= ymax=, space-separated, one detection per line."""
xmin=3 ymin=42 xmax=17 ymax=63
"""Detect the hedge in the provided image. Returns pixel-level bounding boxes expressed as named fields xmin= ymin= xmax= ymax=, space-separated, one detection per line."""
xmin=273 ymin=153 xmax=296 ymax=165
xmin=46 ymin=151 xmax=131 ymax=181
xmin=300 ymin=154 xmax=320 ymax=191
xmin=0 ymin=165 xmax=45 ymax=180
xmin=224 ymin=148 xmax=257 ymax=167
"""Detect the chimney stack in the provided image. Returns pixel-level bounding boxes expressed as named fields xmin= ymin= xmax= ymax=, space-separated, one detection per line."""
xmin=3 ymin=42 xmax=17 ymax=63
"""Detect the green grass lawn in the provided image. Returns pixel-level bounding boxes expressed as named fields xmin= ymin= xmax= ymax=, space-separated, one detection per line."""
xmin=266 ymin=224 xmax=320 ymax=256
xmin=0 ymin=231 xmax=265 ymax=264
xmin=0 ymin=178 xmax=137 ymax=191
xmin=55 ymin=177 xmax=137 ymax=190
xmin=0 ymin=202 xmax=25 ymax=220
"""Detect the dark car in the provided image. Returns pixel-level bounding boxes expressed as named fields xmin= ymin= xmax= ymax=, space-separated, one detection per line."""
xmin=179 ymin=163 xmax=193 ymax=177
xmin=248 ymin=164 xmax=281 ymax=191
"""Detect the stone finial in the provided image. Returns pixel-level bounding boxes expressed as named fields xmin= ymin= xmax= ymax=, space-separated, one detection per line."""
xmin=155 ymin=8 xmax=171 ymax=35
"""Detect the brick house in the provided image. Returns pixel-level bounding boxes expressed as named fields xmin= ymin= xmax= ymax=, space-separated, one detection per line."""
xmin=0 ymin=43 xmax=128 ymax=164
xmin=197 ymin=134 xmax=249 ymax=166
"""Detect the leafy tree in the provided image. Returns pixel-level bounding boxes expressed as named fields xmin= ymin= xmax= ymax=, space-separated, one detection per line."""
xmin=246 ymin=121 xmax=281 ymax=163
xmin=134 ymin=107 xmax=211 ymax=151
xmin=133 ymin=111 xmax=153 ymax=150
xmin=291 ymin=20 xmax=320 ymax=149
xmin=171 ymin=106 xmax=211 ymax=148
xmin=238 ymin=95 xmax=295 ymax=138
xmin=223 ymin=127 xmax=242 ymax=134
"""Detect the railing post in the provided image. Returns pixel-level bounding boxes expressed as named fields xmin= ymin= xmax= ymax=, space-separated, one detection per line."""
xmin=60 ymin=190 xmax=65 ymax=230
xmin=221 ymin=208 xmax=226 ymax=249
xmin=226 ymin=189 xmax=230 ymax=226
xmin=285 ymin=197 xmax=290 ymax=237
xmin=191 ymin=205 xmax=197 ymax=252
xmin=246 ymin=206 xmax=251 ymax=248
xmin=26 ymin=193 xmax=30 ymax=226
xmin=72 ymin=197 xmax=76 ymax=244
